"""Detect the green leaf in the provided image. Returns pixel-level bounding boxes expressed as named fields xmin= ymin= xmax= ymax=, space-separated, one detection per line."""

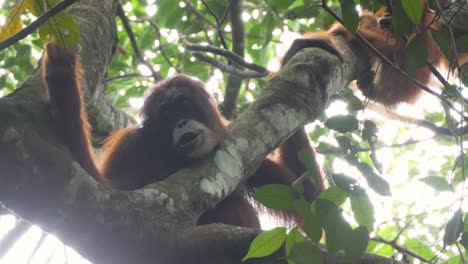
xmin=345 ymin=226 xmax=369 ymax=263
xmin=253 ymin=184 xmax=298 ymax=210
xmin=271 ymin=0 xmax=296 ymax=10
xmin=303 ymin=210 xmax=322 ymax=242
xmin=286 ymin=6 xmax=320 ymax=20
xmin=463 ymin=213 xmax=468 ymax=232
xmin=340 ymin=87 xmax=365 ymax=112
xmin=460 ymin=232 xmax=468 ymax=251
xmin=339 ymin=0 xmax=359 ymax=33
xmin=288 ymin=242 xmax=323 ymax=264
xmin=261 ymin=12 xmax=275 ymax=46
xmin=298 ymin=147 xmax=319 ymax=184
xmin=325 ymin=115 xmax=359 ymax=133
xmin=155 ymin=0 xmax=186 ymax=28
xmin=335 ymin=136 xmax=353 ymax=152
xmin=403 ymin=238 xmax=434 ymax=259
xmin=392 ymin=0 xmax=412 ymax=37
xmin=456 ymin=35 xmax=468 ymax=53
xmin=316 ymin=142 xmax=337 ymax=154
xmin=316 ymin=199 xmax=352 ymax=254
xmin=26 ymin=0 xmax=58 ymax=16
xmin=405 ymin=35 xmax=428 ymax=77
xmin=443 ymin=210 xmax=463 ymax=247
xmin=350 ymin=191 xmax=375 ymax=231
xmin=357 ymin=162 xmax=391 ymax=196
xmin=37 ymin=4 xmax=80 ymax=49
xmin=419 ymin=176 xmax=454 ymax=192
xmin=432 ymin=29 xmax=457 ymax=67
xmin=460 ymin=65 xmax=468 ymax=87
xmin=293 ymin=198 xmax=310 ymax=218
xmin=331 ymin=173 xmax=358 ymax=193
xmin=362 ymin=120 xmax=378 ymax=140
xmin=318 ymin=186 xmax=348 ymax=206
xmin=401 ymin=0 xmax=424 ymax=24
xmin=243 ymin=227 xmax=287 ymax=261
xmin=285 ymin=228 xmax=305 ymax=256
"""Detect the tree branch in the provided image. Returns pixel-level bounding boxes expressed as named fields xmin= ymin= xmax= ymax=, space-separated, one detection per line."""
xmin=222 ymin=0 xmax=246 ymax=118
xmin=191 ymin=51 xmax=266 ymax=78
xmin=0 ymin=1 xmax=399 ymax=263
xmin=116 ymin=3 xmax=162 ymax=81
xmin=185 ymin=42 xmax=269 ymax=74
xmin=200 ymin=0 xmax=229 ymax=49
xmin=0 ymin=32 xmax=366 ymax=263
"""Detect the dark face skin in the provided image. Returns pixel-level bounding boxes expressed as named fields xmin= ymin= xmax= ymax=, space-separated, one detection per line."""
xmin=141 ymin=75 xmax=226 ymax=160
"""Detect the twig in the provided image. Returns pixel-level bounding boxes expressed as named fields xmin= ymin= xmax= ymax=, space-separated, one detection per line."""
xmin=104 ymin=73 xmax=148 ymax=83
xmin=318 ymin=137 xmax=434 ymax=155
xmin=191 ymin=52 xmax=266 ymax=78
xmin=130 ymin=18 xmax=178 ymax=71
xmin=181 ymin=0 xmax=216 ymax=27
xmin=446 ymin=0 xmax=468 ymax=25
xmin=0 ymin=0 xmax=79 ymax=52
xmin=116 ymin=4 xmax=162 ymax=81
xmin=455 ymin=243 xmax=467 ymax=264
xmin=434 ymin=0 xmax=460 ymax=69
xmin=185 ymin=42 xmax=269 ymax=74
xmin=200 ymin=0 xmax=229 ymax=49
xmin=218 ymin=0 xmax=235 ymax=26
xmin=372 ymin=236 xmax=432 ymax=263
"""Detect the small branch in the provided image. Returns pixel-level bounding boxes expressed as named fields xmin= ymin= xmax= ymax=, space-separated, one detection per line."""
xmin=131 ymin=18 xmax=178 ymax=72
xmin=181 ymin=0 xmax=216 ymax=27
xmin=414 ymin=11 xmax=468 ymax=104
xmin=372 ymin=236 xmax=432 ymax=263
xmin=219 ymin=0 xmax=235 ymax=26
xmin=318 ymin=137 xmax=434 ymax=155
xmin=116 ymin=4 xmax=162 ymax=81
xmin=200 ymin=0 xmax=229 ymax=49
xmin=185 ymin=42 xmax=269 ymax=74
xmin=0 ymin=0 xmax=79 ymax=52
xmin=433 ymin=0 xmax=460 ymax=69
xmin=103 ymin=73 xmax=148 ymax=83
xmin=191 ymin=52 xmax=267 ymax=78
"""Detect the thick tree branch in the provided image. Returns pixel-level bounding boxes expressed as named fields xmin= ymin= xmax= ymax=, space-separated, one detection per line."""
xmin=0 ymin=33 xmax=366 ymax=263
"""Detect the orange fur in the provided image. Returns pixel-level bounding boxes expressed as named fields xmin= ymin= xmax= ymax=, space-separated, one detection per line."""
xmin=42 ymin=43 xmax=102 ymax=181
xmin=43 ymin=43 xmax=325 ymax=228
xmin=283 ymin=0 xmax=467 ymax=107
